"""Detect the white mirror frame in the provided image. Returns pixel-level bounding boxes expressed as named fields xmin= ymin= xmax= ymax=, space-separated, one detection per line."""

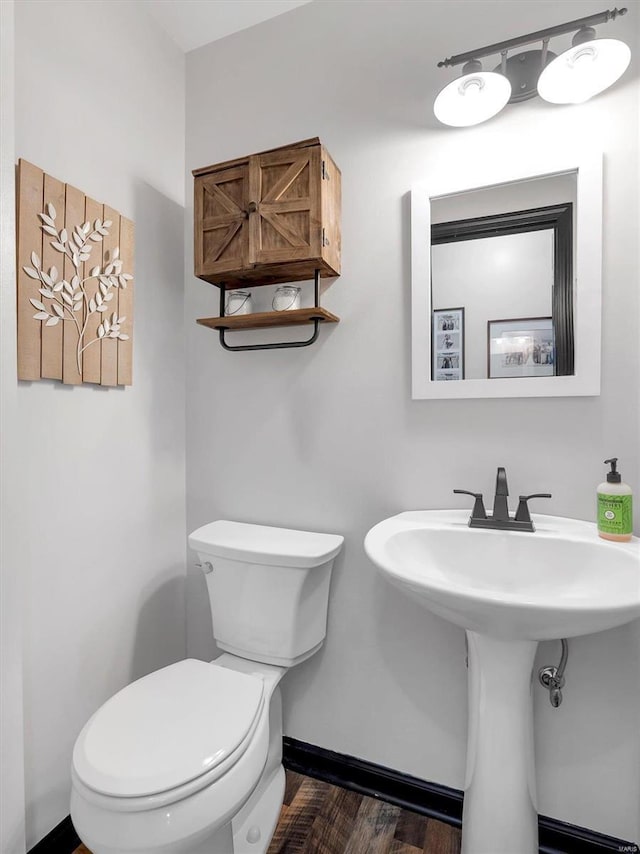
xmin=411 ymin=152 xmax=603 ymax=399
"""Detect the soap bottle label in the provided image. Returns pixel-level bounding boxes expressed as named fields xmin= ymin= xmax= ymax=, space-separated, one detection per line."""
xmin=598 ymin=494 xmax=633 ymax=535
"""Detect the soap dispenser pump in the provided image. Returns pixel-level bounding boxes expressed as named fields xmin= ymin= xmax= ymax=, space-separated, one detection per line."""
xmin=597 ymin=458 xmax=633 ymax=542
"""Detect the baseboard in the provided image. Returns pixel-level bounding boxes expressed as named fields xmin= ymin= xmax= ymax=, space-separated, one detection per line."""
xmin=28 ymin=740 xmax=640 ymax=854
xmin=283 ymin=737 xmax=640 ymax=854
xmin=28 ymin=815 xmax=80 ymax=854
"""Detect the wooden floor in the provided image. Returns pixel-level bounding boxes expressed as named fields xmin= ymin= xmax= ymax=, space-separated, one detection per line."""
xmin=74 ymin=770 xmax=461 ymax=854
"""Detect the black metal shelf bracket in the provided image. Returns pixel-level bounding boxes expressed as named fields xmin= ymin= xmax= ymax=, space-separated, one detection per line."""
xmin=217 ymin=269 xmax=324 ymax=352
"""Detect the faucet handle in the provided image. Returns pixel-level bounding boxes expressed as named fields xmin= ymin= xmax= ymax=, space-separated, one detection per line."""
xmin=453 ymin=490 xmax=487 ymax=520
xmin=515 ymin=493 xmax=552 ymax=523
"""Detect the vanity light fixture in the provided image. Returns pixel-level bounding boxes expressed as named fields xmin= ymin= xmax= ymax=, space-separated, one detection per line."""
xmin=435 ymin=7 xmax=629 ymax=126
xmin=433 ymin=59 xmax=512 ymax=127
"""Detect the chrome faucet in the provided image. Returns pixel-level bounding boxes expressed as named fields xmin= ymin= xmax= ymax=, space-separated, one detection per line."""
xmin=492 ymin=467 xmax=510 ymax=523
xmin=454 ymin=467 xmax=551 ymax=532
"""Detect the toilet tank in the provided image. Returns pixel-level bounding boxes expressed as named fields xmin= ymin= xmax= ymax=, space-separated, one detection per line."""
xmin=188 ymin=521 xmax=343 ymax=667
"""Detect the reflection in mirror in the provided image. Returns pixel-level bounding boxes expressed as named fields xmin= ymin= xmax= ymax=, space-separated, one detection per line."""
xmin=410 ymin=153 xmax=602 ymax=399
xmin=430 ymin=173 xmax=575 ymax=382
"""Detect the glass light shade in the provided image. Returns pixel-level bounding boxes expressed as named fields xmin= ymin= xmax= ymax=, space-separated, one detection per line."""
xmin=537 ymin=38 xmax=631 ymax=104
xmin=434 ymin=71 xmax=512 ymax=127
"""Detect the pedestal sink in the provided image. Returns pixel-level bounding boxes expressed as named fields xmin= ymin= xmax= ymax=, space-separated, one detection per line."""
xmin=365 ymin=510 xmax=640 ymax=854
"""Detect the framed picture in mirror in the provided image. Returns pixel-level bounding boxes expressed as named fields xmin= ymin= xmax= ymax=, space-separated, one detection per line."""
xmin=432 ymin=307 xmax=464 ymax=381
xmin=487 ymin=317 xmax=554 ymax=379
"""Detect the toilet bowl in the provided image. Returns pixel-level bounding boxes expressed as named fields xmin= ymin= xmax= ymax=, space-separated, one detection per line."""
xmin=71 ymin=521 xmax=343 ymax=853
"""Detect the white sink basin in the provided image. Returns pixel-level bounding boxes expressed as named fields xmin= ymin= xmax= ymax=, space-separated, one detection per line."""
xmin=365 ymin=509 xmax=640 ymax=854
xmin=365 ymin=510 xmax=640 ymax=641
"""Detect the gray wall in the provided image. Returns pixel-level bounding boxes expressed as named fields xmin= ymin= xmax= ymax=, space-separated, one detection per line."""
xmin=14 ymin=0 xmax=187 ymax=845
xmin=185 ymin=0 xmax=640 ymax=841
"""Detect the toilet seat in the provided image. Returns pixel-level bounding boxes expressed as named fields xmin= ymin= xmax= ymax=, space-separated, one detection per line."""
xmin=73 ymin=659 xmax=265 ymax=802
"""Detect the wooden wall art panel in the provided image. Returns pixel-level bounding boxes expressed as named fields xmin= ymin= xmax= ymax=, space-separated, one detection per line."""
xmin=16 ymin=159 xmax=134 ymax=386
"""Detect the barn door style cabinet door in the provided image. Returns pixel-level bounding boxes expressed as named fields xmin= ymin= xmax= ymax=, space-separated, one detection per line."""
xmin=193 ymin=139 xmax=341 ymax=351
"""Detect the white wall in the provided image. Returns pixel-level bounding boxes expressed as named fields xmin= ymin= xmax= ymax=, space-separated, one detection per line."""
xmin=432 ymin=230 xmax=553 ymax=378
xmin=185 ymin=0 xmax=639 ymax=842
xmin=14 ymin=0 xmax=186 ymax=846
xmin=1 ymin=3 xmax=27 ymax=852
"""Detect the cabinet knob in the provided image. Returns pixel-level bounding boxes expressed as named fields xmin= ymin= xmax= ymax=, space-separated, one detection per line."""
xmin=247 ymin=201 xmax=258 ymax=214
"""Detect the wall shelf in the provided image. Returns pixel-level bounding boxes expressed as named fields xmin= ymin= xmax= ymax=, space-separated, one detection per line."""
xmin=196 ymin=307 xmax=339 ymax=332
xmin=192 ymin=138 xmax=341 ymax=351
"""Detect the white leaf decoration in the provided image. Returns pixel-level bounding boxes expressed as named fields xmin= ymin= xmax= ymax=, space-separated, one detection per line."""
xmin=117 ymin=315 xmax=126 ymax=324
xmin=103 ymin=219 xmax=112 ymax=228
xmin=26 ymin=207 xmax=133 ymax=377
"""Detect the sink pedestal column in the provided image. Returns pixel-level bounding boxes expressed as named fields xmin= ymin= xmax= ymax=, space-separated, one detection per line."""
xmin=462 ymin=632 xmax=539 ymax=854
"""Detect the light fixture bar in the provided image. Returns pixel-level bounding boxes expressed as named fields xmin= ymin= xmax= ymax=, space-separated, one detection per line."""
xmin=437 ymin=7 xmax=627 ymax=68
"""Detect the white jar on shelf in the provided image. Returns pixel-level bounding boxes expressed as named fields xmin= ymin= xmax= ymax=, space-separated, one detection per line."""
xmin=225 ymin=290 xmax=252 ymax=315
xmin=272 ymin=286 xmax=301 ymax=311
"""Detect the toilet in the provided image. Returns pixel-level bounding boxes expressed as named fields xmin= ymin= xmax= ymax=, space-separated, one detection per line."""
xmin=70 ymin=520 xmax=343 ymax=854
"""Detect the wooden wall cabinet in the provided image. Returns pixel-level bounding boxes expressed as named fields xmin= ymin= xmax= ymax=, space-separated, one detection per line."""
xmin=193 ymin=138 xmax=341 ymax=290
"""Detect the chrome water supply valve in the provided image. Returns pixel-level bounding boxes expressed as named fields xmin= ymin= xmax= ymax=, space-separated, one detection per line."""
xmin=538 ymin=638 xmax=568 ymax=707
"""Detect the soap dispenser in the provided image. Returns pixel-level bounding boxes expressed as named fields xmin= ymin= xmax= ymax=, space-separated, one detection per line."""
xmin=597 ymin=458 xmax=633 ymax=542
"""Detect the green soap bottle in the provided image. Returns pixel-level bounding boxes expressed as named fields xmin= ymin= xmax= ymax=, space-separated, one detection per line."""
xmin=597 ymin=458 xmax=633 ymax=542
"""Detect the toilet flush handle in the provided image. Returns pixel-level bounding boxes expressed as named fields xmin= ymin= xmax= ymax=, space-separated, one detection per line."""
xmin=196 ymin=561 xmax=214 ymax=574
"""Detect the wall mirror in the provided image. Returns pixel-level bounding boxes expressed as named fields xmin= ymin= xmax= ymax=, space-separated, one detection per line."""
xmin=411 ymin=153 xmax=602 ymax=399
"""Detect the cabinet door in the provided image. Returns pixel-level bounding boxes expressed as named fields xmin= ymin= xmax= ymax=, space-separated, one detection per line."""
xmin=194 ymin=165 xmax=249 ymax=282
xmin=249 ymin=145 xmax=322 ymax=267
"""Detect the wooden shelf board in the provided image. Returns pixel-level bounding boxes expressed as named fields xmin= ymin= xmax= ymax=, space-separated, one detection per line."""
xmin=196 ymin=307 xmax=339 ymax=332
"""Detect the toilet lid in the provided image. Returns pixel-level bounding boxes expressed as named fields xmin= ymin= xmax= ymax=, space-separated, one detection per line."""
xmin=73 ymin=659 xmax=264 ymax=798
